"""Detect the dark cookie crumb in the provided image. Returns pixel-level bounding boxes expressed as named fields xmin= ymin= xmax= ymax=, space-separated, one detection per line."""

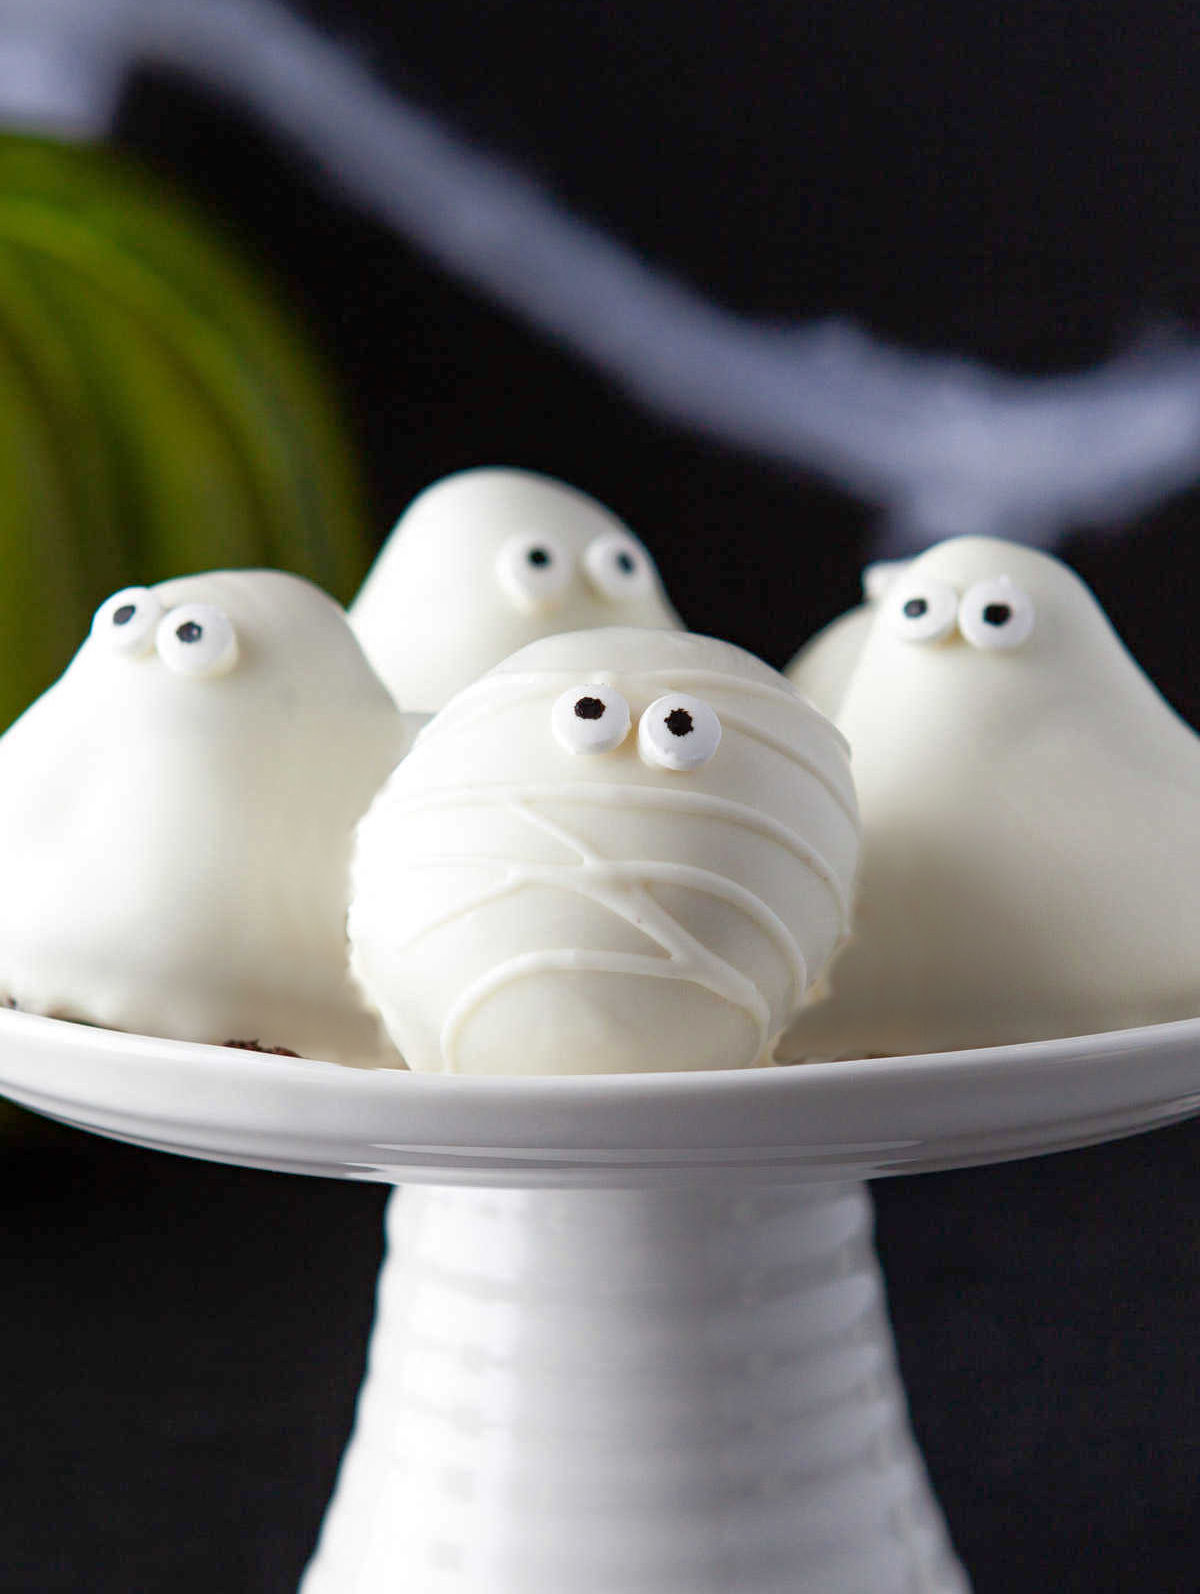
xmin=223 ymin=1039 xmax=300 ymax=1057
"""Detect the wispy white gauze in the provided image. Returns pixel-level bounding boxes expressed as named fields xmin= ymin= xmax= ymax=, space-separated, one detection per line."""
xmin=13 ymin=0 xmax=1200 ymax=552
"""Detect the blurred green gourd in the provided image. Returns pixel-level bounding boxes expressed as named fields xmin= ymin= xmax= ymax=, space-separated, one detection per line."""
xmin=0 ymin=133 xmax=372 ymax=734
xmin=0 ymin=134 xmax=374 ymax=1139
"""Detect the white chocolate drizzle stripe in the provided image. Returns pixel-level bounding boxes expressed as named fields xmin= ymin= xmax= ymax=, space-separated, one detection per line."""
xmin=389 ymin=857 xmax=810 ymax=1010
xmin=416 ymin=675 xmax=618 ymax=744
xmin=438 ymin=947 xmax=767 ymax=1073
xmin=417 ymin=669 xmax=849 ymax=755
xmin=516 ymin=795 xmax=598 ymax=862
xmin=436 ymin=797 xmax=773 ymax=1069
xmin=378 ymin=783 xmax=853 ymax=929
xmin=516 ymin=799 xmax=774 ymax=1043
xmin=701 ymin=709 xmax=857 ymax=822
xmin=479 ymin=667 xmax=813 ymax=706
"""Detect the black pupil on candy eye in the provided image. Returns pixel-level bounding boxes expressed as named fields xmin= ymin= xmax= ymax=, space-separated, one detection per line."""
xmin=903 ymin=597 xmax=928 ymax=619
xmin=176 ymin=621 xmax=203 ymax=644
xmin=982 ymin=602 xmax=1012 ymax=626
xmin=615 ymin=551 xmax=635 ymax=574
xmin=527 ymin=547 xmax=551 ymax=568
xmin=112 ymin=604 xmax=136 ymax=626
xmin=574 ymin=696 xmax=605 ymax=721
xmin=665 ymin=707 xmax=694 ymax=738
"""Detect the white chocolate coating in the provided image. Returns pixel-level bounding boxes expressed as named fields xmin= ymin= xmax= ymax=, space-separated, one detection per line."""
xmin=350 ymin=468 xmax=683 ymax=710
xmin=349 ymin=628 xmax=859 ymax=1075
xmin=0 ymin=570 xmax=411 ymax=1065
xmin=785 ymin=559 xmax=910 ymax=717
xmin=781 ymin=536 xmax=1200 ymax=1059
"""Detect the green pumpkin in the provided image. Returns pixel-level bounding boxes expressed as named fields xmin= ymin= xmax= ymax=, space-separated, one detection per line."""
xmin=0 ymin=133 xmax=372 ymax=733
xmin=0 ymin=136 xmax=373 ymax=1138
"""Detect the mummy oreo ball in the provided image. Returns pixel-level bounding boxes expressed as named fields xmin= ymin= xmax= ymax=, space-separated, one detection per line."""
xmin=350 ymin=467 xmax=683 ymax=710
xmin=349 ymin=628 xmax=860 ymax=1075
xmin=0 ymin=570 xmax=410 ymax=1065
xmin=781 ymin=536 xmax=1200 ymax=1059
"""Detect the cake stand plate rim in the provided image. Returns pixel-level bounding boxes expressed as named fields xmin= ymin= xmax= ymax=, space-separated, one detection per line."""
xmin=0 ymin=1007 xmax=1197 ymax=1184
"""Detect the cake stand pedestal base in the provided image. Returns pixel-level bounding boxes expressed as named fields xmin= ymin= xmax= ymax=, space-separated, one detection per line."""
xmin=302 ymin=1181 xmax=969 ymax=1594
xmin=8 ymin=1012 xmax=1194 ymax=1590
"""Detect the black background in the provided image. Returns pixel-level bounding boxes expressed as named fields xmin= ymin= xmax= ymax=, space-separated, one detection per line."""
xmin=4 ymin=3 xmax=1200 ymax=1590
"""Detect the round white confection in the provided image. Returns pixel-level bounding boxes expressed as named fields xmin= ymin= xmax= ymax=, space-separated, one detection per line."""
xmin=0 ymin=569 xmax=411 ymax=1065
xmin=349 ymin=627 xmax=860 ymax=1075
xmin=780 ymin=535 xmax=1200 ymax=1059
xmin=349 ymin=468 xmax=683 ymax=711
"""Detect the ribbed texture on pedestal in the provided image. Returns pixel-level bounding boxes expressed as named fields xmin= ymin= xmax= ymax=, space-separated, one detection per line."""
xmin=302 ymin=1183 xmax=969 ymax=1594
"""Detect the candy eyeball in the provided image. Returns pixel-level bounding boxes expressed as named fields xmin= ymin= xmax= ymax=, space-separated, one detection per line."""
xmin=884 ymin=575 xmax=959 ymax=644
xmin=552 ymin=683 xmax=631 ymax=754
xmin=958 ymin=578 xmax=1036 ymax=651
xmin=91 ymin=587 xmax=163 ymax=657
xmin=155 ymin=603 xmax=239 ymax=678
xmin=638 ymin=693 xmax=722 ymax=771
xmin=496 ymin=532 xmax=573 ymax=611
xmin=583 ymin=530 xmax=656 ymax=601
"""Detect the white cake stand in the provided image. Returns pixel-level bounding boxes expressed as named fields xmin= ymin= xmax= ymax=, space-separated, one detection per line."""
xmin=2 ymin=1009 xmax=1200 ymax=1593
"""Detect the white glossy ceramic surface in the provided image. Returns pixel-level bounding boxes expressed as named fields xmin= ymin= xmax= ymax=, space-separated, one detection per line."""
xmin=0 ymin=1008 xmax=1198 ymax=1187
xmin=302 ymin=1182 xmax=969 ymax=1594
xmin=5 ymin=1012 xmax=1198 ymax=1593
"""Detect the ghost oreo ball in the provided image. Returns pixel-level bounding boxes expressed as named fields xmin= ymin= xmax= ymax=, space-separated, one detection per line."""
xmin=349 ymin=627 xmax=860 ymax=1075
xmin=781 ymin=535 xmax=1200 ymax=1059
xmin=0 ymin=569 xmax=410 ymax=1065
xmin=349 ymin=467 xmax=683 ymax=710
